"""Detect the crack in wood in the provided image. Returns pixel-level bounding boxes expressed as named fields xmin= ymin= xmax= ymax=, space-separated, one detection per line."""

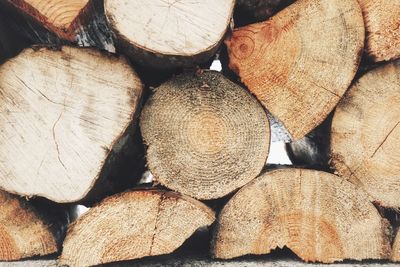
xmin=370 ymin=121 xmax=400 ymax=158
xmin=149 ymin=192 xmax=166 ymax=255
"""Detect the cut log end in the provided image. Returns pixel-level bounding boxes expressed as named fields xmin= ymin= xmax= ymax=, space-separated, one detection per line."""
xmin=211 ymin=169 xmax=392 ymax=262
xmin=4 ymin=0 xmax=91 ymax=41
xmin=331 ymin=61 xmax=400 ymax=208
xmin=359 ymin=0 xmax=400 ymax=62
xmin=140 ymin=71 xmax=270 ymax=200
xmin=225 ymin=0 xmax=364 ymax=139
xmin=392 ymin=230 xmax=400 ymax=261
xmin=0 ymin=46 xmax=143 ymax=203
xmin=0 ymin=191 xmax=63 ymax=261
xmin=60 ymin=189 xmax=215 ymax=267
xmin=104 ymin=0 xmax=235 ymax=68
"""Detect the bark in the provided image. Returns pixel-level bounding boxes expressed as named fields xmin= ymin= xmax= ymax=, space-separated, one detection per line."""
xmin=0 ymin=46 xmax=144 ymax=204
xmin=104 ymin=0 xmax=235 ymax=69
xmin=224 ymin=0 xmax=364 ymax=140
xmin=60 ymin=189 xmax=215 ymax=267
xmin=0 ymin=190 xmax=70 ymax=261
xmin=331 ymin=61 xmax=400 ymax=208
xmin=0 ymin=0 xmax=115 ymax=51
xmin=212 ymin=168 xmax=392 ymax=262
xmin=140 ymin=70 xmax=270 ymax=200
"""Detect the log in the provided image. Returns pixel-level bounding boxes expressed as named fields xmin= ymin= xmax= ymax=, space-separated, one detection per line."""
xmin=234 ymin=0 xmax=295 ymax=27
xmin=0 ymin=46 xmax=143 ymax=203
xmin=330 ymin=61 xmax=400 ymax=208
xmin=358 ymin=0 xmax=400 ymax=62
xmin=211 ymin=168 xmax=392 ymax=262
xmin=140 ymin=71 xmax=270 ymax=200
xmin=104 ymin=0 xmax=235 ymax=69
xmin=60 ymin=189 xmax=215 ymax=266
xmin=0 ymin=0 xmax=115 ymax=51
xmin=224 ymin=0 xmax=364 ymax=140
xmin=0 ymin=190 xmax=69 ymax=261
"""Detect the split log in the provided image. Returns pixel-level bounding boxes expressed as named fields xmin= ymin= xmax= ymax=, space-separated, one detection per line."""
xmin=0 ymin=46 xmax=144 ymax=203
xmin=358 ymin=0 xmax=400 ymax=62
xmin=60 ymin=189 xmax=215 ymax=266
xmin=140 ymin=71 xmax=270 ymax=200
xmin=211 ymin=168 xmax=392 ymax=262
xmin=331 ymin=61 xmax=400 ymax=208
xmin=104 ymin=0 xmax=235 ymax=69
xmin=393 ymin=230 xmax=400 ymax=261
xmin=225 ymin=0 xmax=364 ymax=140
xmin=0 ymin=0 xmax=114 ymax=51
xmin=0 ymin=190 xmax=69 ymax=261
xmin=234 ymin=0 xmax=295 ymax=27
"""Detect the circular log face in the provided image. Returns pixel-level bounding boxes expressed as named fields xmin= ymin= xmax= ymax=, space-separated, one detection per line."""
xmin=60 ymin=190 xmax=215 ymax=266
xmin=140 ymin=71 xmax=270 ymax=200
xmin=104 ymin=0 xmax=234 ymax=56
xmin=212 ymin=169 xmax=391 ymax=262
xmin=0 ymin=47 xmax=142 ymax=203
xmin=0 ymin=191 xmax=57 ymax=260
xmin=331 ymin=62 xmax=400 ymax=208
xmin=359 ymin=0 xmax=400 ymax=62
xmin=225 ymin=0 xmax=364 ymax=140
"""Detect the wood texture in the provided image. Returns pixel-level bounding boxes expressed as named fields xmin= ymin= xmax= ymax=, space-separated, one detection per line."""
xmin=0 ymin=0 xmax=115 ymax=51
xmin=140 ymin=71 xmax=270 ymax=200
xmin=0 ymin=190 xmax=69 ymax=261
xmin=211 ymin=168 xmax=392 ymax=262
xmin=225 ymin=0 xmax=364 ymax=139
xmin=331 ymin=61 xmax=400 ymax=208
xmin=0 ymin=46 xmax=143 ymax=203
xmin=358 ymin=0 xmax=400 ymax=62
xmin=393 ymin=230 xmax=400 ymax=261
xmin=60 ymin=189 xmax=215 ymax=267
xmin=104 ymin=0 xmax=235 ymax=68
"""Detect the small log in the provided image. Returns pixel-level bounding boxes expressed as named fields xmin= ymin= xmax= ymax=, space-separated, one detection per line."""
xmin=0 ymin=0 xmax=114 ymax=51
xmin=358 ymin=0 xmax=400 ymax=62
xmin=225 ymin=0 xmax=364 ymax=140
xmin=211 ymin=168 xmax=392 ymax=262
xmin=60 ymin=189 xmax=215 ymax=266
xmin=331 ymin=61 xmax=400 ymax=208
xmin=104 ymin=0 xmax=235 ymax=69
xmin=234 ymin=0 xmax=295 ymax=27
xmin=140 ymin=71 xmax=270 ymax=200
xmin=0 ymin=46 xmax=143 ymax=203
xmin=0 ymin=190 xmax=69 ymax=261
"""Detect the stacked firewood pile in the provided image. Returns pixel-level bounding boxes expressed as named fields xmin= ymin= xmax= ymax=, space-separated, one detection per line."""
xmin=0 ymin=0 xmax=399 ymax=266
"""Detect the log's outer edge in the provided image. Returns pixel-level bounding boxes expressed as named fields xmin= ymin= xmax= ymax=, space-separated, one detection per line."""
xmin=104 ymin=0 xmax=235 ymax=69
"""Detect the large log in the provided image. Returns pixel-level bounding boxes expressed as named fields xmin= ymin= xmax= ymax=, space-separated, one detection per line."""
xmin=0 ymin=46 xmax=144 ymax=203
xmin=140 ymin=71 xmax=270 ymax=200
xmin=0 ymin=0 xmax=114 ymax=51
xmin=358 ymin=0 xmax=400 ymax=62
xmin=104 ymin=0 xmax=235 ymax=69
xmin=211 ymin=168 xmax=392 ymax=262
xmin=60 ymin=189 xmax=215 ymax=266
xmin=224 ymin=0 xmax=364 ymax=140
xmin=0 ymin=190 xmax=69 ymax=261
xmin=330 ymin=61 xmax=400 ymax=208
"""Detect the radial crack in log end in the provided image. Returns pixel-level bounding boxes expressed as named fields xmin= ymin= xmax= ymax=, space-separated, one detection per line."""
xmin=358 ymin=0 xmax=400 ymax=62
xmin=225 ymin=0 xmax=364 ymax=140
xmin=0 ymin=190 xmax=68 ymax=261
xmin=140 ymin=70 xmax=270 ymax=200
xmin=60 ymin=190 xmax=215 ymax=267
xmin=211 ymin=168 xmax=392 ymax=263
xmin=331 ymin=61 xmax=400 ymax=208
xmin=0 ymin=46 xmax=143 ymax=203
